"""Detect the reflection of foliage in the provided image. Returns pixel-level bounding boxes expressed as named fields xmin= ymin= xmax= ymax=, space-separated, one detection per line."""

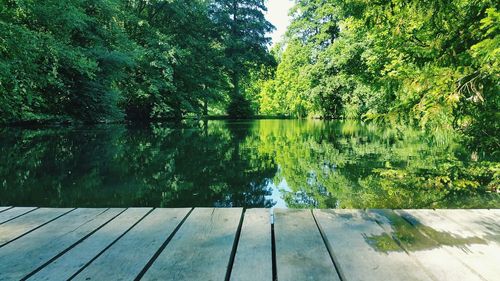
xmin=0 ymin=121 xmax=277 ymax=208
xmin=250 ymin=120 xmax=500 ymax=209
xmin=0 ymin=120 xmax=498 ymax=209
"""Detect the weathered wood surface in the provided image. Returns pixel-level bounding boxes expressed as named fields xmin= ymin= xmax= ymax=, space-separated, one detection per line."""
xmin=398 ymin=209 xmax=500 ymax=281
xmin=478 ymin=208 xmax=500 ymax=225
xmin=72 ymin=208 xmax=190 ymax=281
xmin=0 ymin=208 xmax=72 ymax=247
xmin=0 ymin=207 xmax=36 ymax=224
xmin=0 ymin=207 xmax=498 ymax=281
xmin=0 ymin=208 xmax=121 ymax=281
xmin=141 ymin=208 xmax=242 ymax=281
xmin=230 ymin=208 xmax=272 ymax=281
xmin=28 ymin=208 xmax=147 ymax=281
xmin=313 ymin=209 xmax=430 ymax=281
xmin=437 ymin=209 xmax=500 ymax=233
xmin=274 ymin=209 xmax=340 ymax=281
xmin=373 ymin=209 xmax=485 ymax=281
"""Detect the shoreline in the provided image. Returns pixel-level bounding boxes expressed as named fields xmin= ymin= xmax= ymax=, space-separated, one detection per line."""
xmin=0 ymin=115 xmax=310 ymax=128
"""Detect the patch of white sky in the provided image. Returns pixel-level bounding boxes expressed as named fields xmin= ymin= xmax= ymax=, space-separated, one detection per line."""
xmin=265 ymin=0 xmax=294 ymax=45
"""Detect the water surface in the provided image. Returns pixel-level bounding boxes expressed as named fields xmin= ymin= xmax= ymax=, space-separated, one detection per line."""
xmin=1 ymin=120 xmax=498 ymax=208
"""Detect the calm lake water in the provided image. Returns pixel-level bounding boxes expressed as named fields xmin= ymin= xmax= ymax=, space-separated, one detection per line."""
xmin=1 ymin=120 xmax=498 ymax=208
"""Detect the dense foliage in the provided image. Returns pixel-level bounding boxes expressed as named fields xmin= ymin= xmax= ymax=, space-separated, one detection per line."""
xmin=0 ymin=0 xmax=274 ymax=123
xmin=257 ymin=0 xmax=499 ymax=153
xmin=1 ymin=0 xmax=498 ymax=202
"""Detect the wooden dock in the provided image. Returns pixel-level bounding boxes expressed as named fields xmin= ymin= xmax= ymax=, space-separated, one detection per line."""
xmin=0 ymin=207 xmax=499 ymax=281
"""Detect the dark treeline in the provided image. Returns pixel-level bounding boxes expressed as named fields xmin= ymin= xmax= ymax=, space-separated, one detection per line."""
xmin=0 ymin=0 xmax=274 ymax=123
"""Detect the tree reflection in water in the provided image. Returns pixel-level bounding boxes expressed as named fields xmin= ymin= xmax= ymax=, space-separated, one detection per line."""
xmin=0 ymin=120 xmax=498 ymax=208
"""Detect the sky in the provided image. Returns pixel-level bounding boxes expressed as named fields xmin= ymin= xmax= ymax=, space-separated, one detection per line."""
xmin=265 ymin=0 xmax=294 ymax=45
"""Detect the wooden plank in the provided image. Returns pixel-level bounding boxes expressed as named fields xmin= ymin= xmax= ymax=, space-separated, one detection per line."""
xmin=485 ymin=208 xmax=500 ymax=218
xmin=27 ymin=208 xmax=151 ymax=281
xmin=484 ymin=209 xmax=500 ymax=225
xmin=400 ymin=209 xmax=500 ymax=281
xmin=480 ymin=209 xmax=500 ymax=227
xmin=313 ymin=209 xmax=430 ymax=281
xmin=0 ymin=208 xmax=123 ymax=280
xmin=371 ymin=209 xmax=485 ymax=281
xmin=72 ymin=208 xmax=190 ymax=281
xmin=0 ymin=208 xmax=72 ymax=246
xmin=0 ymin=207 xmax=36 ymax=224
xmin=466 ymin=209 xmax=500 ymax=229
xmin=230 ymin=208 xmax=272 ymax=281
xmin=435 ymin=209 xmax=499 ymax=236
xmin=141 ymin=208 xmax=242 ymax=281
xmin=0 ymin=207 xmax=11 ymax=213
xmin=274 ymin=209 xmax=340 ymax=281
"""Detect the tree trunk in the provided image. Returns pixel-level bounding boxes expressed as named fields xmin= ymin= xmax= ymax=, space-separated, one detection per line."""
xmin=173 ymin=100 xmax=182 ymax=121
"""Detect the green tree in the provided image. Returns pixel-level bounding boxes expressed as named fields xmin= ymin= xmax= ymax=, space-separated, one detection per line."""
xmin=210 ymin=0 xmax=275 ymax=118
xmin=257 ymin=0 xmax=499 ymax=152
xmin=122 ymin=0 xmax=227 ymax=120
xmin=1 ymin=0 xmax=276 ymax=123
xmin=0 ymin=0 xmax=134 ymax=123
